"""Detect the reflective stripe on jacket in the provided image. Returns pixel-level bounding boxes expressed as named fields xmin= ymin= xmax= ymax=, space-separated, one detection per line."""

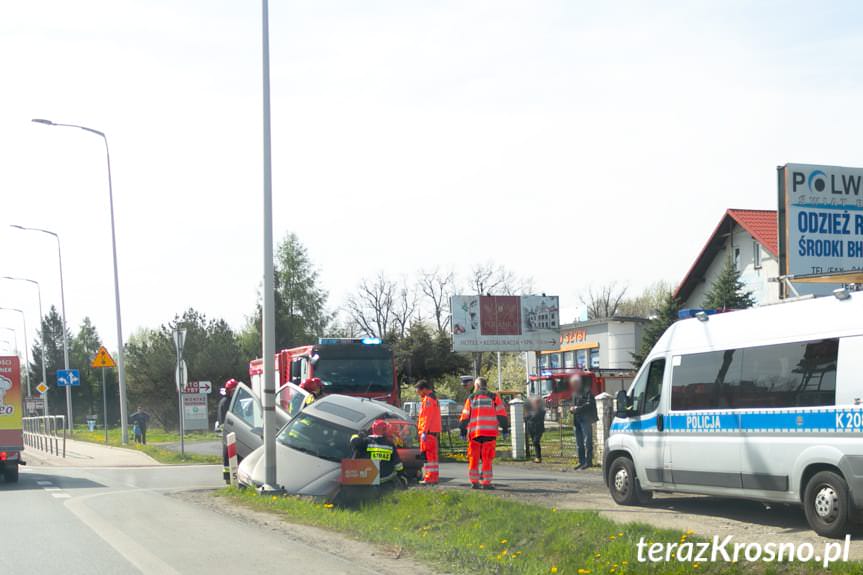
xmin=459 ymin=392 xmax=507 ymax=440
xmin=417 ymin=395 xmax=442 ymax=434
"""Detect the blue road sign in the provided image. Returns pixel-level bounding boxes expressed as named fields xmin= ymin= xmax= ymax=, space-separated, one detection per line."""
xmin=56 ymin=369 xmax=81 ymax=387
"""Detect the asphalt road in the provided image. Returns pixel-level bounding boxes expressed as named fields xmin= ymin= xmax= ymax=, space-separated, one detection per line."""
xmin=0 ymin=464 xmax=390 ymax=575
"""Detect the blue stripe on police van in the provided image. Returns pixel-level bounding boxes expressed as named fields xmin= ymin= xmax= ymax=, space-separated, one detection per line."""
xmin=609 ymin=408 xmax=863 ymax=434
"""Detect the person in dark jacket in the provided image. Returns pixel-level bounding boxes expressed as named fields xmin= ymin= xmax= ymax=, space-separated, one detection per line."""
xmin=569 ymin=375 xmax=598 ymax=469
xmin=349 ymin=419 xmax=405 ymax=486
xmin=129 ymin=406 xmax=151 ymax=445
xmin=524 ymin=397 xmax=546 ymax=463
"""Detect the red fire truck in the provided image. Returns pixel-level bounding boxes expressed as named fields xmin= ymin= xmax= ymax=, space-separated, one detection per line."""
xmin=248 ymin=338 xmax=400 ymax=407
xmin=527 ymin=368 xmax=605 ymax=419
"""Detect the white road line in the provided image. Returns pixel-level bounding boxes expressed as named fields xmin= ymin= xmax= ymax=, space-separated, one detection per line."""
xmin=44 ymin=487 xmax=62 ymax=492
xmin=51 ymin=493 xmax=71 ymax=499
xmin=65 ymin=493 xmax=182 ymax=575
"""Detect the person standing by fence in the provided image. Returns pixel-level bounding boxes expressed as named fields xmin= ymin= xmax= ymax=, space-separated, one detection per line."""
xmin=569 ymin=374 xmax=597 ymax=469
xmin=524 ymin=396 xmax=546 ymax=463
xmin=415 ymin=380 xmax=441 ymax=485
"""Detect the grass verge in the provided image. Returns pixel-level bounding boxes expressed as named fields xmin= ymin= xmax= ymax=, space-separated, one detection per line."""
xmin=73 ymin=426 xmax=221 ymax=465
xmin=219 ymin=487 xmax=856 ymax=575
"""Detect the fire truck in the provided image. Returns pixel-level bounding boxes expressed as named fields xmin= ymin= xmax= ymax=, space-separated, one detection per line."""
xmin=248 ymin=337 xmax=400 ymax=408
xmin=527 ymin=368 xmax=605 ymax=420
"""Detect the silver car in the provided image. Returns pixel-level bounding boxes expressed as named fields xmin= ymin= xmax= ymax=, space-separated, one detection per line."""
xmin=237 ymin=394 xmax=422 ymax=498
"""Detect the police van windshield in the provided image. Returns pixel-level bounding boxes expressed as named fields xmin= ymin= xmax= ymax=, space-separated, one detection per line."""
xmin=277 ymin=413 xmax=354 ymax=462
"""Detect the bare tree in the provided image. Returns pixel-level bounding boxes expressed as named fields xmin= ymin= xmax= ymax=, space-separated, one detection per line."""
xmin=344 ymin=272 xmax=396 ymax=339
xmin=468 ymin=262 xmax=532 ymax=296
xmin=392 ymin=279 xmax=418 ymax=339
xmin=418 ymin=268 xmax=454 ymax=334
xmin=617 ymin=280 xmax=673 ymax=318
xmin=580 ymin=283 xmax=629 ymax=320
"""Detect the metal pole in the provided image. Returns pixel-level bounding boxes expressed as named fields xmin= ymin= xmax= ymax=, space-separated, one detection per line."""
xmin=497 ymin=351 xmax=502 ymax=390
xmin=55 ymin=235 xmax=73 ymax=431
xmin=102 ymin=367 xmax=108 ymax=444
xmin=102 ymin=134 xmax=130 ymax=446
xmin=261 ymin=0 xmax=278 ymax=490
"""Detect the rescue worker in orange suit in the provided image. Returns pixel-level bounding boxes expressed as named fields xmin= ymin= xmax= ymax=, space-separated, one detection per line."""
xmin=459 ymin=377 xmax=509 ymax=489
xmin=300 ymin=377 xmax=324 ymax=406
xmin=217 ymin=378 xmax=239 ymax=484
xmin=415 ymin=380 xmax=441 ymax=485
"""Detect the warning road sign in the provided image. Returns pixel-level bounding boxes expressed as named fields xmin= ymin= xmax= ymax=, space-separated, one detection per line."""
xmin=36 ymin=382 xmax=48 ymax=395
xmin=91 ymin=346 xmax=116 ymax=369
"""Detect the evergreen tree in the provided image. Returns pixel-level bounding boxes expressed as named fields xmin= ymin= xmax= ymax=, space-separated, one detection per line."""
xmin=30 ymin=306 xmax=72 ymax=417
xmin=243 ymin=232 xmax=332 ymax=353
xmin=71 ymin=317 xmax=103 ymax=419
xmin=702 ymin=256 xmax=756 ymax=311
xmin=631 ymin=291 xmax=681 ymax=368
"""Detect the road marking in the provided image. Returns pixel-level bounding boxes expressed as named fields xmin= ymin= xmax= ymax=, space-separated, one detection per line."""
xmin=37 ymin=480 xmax=53 ymax=486
xmin=44 ymin=487 xmax=62 ymax=492
xmin=52 ymin=493 xmax=71 ymax=499
xmin=65 ymin=493 xmax=182 ymax=575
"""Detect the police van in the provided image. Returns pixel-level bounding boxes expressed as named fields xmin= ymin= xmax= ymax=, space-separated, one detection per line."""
xmin=604 ymin=289 xmax=863 ymax=537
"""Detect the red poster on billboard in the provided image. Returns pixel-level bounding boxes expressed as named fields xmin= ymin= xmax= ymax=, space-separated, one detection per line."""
xmin=479 ymin=296 xmax=522 ymax=336
xmin=0 ymin=356 xmax=23 ymax=450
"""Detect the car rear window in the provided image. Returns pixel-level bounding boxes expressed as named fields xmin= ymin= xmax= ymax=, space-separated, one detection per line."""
xmin=313 ymin=402 xmax=366 ymax=422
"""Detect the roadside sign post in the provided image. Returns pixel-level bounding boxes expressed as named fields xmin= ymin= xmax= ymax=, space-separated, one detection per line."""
xmin=226 ymin=431 xmax=239 ymax=487
xmin=173 ymin=328 xmax=187 ymax=458
xmin=91 ymin=346 xmax=116 ymax=444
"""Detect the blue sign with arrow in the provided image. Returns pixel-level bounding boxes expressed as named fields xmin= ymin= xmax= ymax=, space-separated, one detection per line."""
xmin=56 ymin=369 xmax=81 ymax=387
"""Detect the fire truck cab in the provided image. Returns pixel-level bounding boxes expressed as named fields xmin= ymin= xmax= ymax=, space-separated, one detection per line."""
xmin=528 ymin=369 xmax=605 ymax=420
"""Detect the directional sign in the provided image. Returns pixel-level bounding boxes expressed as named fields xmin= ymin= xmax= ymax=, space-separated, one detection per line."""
xmin=90 ymin=346 xmax=116 ymax=369
xmin=183 ymin=381 xmax=212 ymax=395
xmin=36 ymin=382 xmax=48 ymax=395
xmin=56 ymin=369 xmax=80 ymax=387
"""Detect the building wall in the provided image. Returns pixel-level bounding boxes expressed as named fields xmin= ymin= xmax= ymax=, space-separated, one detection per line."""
xmin=683 ymin=224 xmax=781 ymax=309
xmin=544 ymin=319 xmax=645 ymax=372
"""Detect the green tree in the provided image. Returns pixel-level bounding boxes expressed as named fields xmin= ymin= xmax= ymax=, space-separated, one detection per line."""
xmin=393 ymin=323 xmax=471 ymax=388
xmin=702 ymin=257 xmax=756 ymax=311
xmin=243 ymin=233 xmax=332 ymax=354
xmin=631 ymin=291 xmax=680 ymax=368
xmin=71 ymin=317 xmax=103 ymax=420
xmin=30 ymin=306 xmax=72 ymax=419
xmin=125 ymin=308 xmax=245 ymax=430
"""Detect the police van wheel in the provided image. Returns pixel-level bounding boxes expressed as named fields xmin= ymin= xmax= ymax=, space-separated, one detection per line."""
xmin=3 ymin=464 xmax=19 ymax=483
xmin=804 ymin=471 xmax=850 ymax=539
xmin=608 ymin=457 xmax=643 ymax=506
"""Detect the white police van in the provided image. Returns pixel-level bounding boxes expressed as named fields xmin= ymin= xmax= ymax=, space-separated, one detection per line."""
xmin=604 ymin=289 xmax=863 ymax=537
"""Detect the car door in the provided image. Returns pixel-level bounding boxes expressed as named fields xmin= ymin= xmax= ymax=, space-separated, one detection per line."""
xmin=275 ymin=382 xmax=311 ymax=428
xmin=627 ymin=357 xmax=670 ymax=487
xmin=225 ymin=384 xmax=263 ymax=459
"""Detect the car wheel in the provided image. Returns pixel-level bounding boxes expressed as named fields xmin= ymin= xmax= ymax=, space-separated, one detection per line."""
xmin=608 ymin=456 xmax=645 ymax=506
xmin=3 ymin=464 xmax=19 ymax=483
xmin=804 ymin=471 xmax=851 ymax=538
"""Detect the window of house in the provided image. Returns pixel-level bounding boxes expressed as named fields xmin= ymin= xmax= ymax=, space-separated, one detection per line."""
xmin=734 ymin=247 xmax=741 ymax=271
xmin=753 ymin=241 xmax=762 ymax=269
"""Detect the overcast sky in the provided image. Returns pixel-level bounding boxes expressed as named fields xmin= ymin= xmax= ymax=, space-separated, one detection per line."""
xmin=1 ymin=0 xmax=862 ymax=356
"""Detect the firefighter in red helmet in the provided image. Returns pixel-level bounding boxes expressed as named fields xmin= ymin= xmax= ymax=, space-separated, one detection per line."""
xmin=300 ymin=377 xmax=324 ymax=405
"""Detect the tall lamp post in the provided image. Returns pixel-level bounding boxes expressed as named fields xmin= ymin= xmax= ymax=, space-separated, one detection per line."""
xmin=31 ymin=119 xmax=129 ymax=444
xmin=10 ymin=225 xmax=72 ymax=428
xmin=0 ymin=307 xmax=32 ymax=396
xmin=1 ymin=277 xmax=49 ymax=400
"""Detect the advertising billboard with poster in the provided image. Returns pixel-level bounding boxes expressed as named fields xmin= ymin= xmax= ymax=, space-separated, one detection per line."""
xmin=0 ymin=356 xmax=23 ymax=450
xmin=451 ymin=295 xmax=560 ymax=352
xmin=778 ymin=163 xmax=863 ymax=283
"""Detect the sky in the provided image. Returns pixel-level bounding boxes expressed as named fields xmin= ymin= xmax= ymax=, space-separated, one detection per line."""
xmin=1 ymin=0 xmax=863 ymax=357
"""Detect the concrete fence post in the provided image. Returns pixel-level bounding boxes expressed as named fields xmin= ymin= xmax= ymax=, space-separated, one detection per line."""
xmin=593 ymin=393 xmax=614 ymax=466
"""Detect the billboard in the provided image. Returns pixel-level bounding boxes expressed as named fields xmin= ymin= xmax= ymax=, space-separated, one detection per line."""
xmin=0 ymin=356 xmax=23 ymax=450
xmin=451 ymin=295 xmax=560 ymax=352
xmin=778 ymin=164 xmax=863 ymax=281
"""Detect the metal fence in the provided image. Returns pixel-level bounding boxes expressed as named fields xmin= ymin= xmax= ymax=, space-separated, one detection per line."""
xmin=23 ymin=416 xmax=67 ymax=458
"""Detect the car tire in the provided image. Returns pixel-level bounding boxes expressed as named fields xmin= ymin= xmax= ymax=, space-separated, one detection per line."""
xmin=608 ymin=456 xmax=645 ymax=506
xmin=3 ymin=464 xmax=19 ymax=483
xmin=804 ymin=470 xmax=851 ymax=538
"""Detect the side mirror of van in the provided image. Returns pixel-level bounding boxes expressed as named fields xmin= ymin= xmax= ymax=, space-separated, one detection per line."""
xmin=615 ymin=389 xmax=629 ymax=419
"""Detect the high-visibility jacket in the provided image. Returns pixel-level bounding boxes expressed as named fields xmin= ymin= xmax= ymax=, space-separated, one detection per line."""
xmin=349 ymin=433 xmax=404 ymax=482
xmin=459 ymin=391 xmax=508 ymax=440
xmin=417 ymin=394 xmax=442 ymax=434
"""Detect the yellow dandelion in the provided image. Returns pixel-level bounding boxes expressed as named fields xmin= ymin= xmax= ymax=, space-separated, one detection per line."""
xmin=608 ymin=535 xmax=616 ymax=541
xmin=578 ymin=569 xmax=591 ymax=575
xmin=622 ymin=561 xmax=628 ymax=565
xmin=479 ymin=544 xmax=485 ymax=549
xmin=594 ymin=553 xmax=601 ymax=558
xmin=552 ymin=507 xmax=558 ymax=512
xmin=550 ymin=567 xmax=558 ymax=574
xmin=501 ymin=539 xmax=508 ymax=544
xmin=617 ymin=532 xmax=623 ymax=537
xmin=693 ymin=564 xmax=700 ymax=570
xmin=271 ymin=496 xmax=277 ymax=500
xmin=502 ymin=550 xmax=508 ymax=556
xmin=323 ymin=503 xmax=334 ymax=509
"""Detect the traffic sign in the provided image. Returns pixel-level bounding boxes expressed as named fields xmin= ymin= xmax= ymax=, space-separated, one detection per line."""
xmin=36 ymin=382 xmax=48 ymax=395
xmin=175 ymin=359 xmax=188 ymax=392
xmin=56 ymin=369 xmax=80 ymax=387
xmin=183 ymin=381 xmax=212 ymax=395
xmin=90 ymin=346 xmax=116 ymax=369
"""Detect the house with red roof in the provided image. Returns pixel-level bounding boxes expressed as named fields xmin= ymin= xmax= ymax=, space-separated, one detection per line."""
xmin=675 ymin=209 xmax=780 ymax=308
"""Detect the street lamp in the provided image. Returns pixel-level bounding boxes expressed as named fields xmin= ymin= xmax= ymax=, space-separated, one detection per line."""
xmin=10 ymin=225 xmax=72 ymax=427
xmin=0 ymin=308 xmax=31 ymax=396
xmin=31 ymin=119 xmax=129 ymax=444
xmin=0 ymin=277 xmax=48 ymax=398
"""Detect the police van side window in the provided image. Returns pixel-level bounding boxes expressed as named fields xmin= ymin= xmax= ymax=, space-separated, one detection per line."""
xmin=630 ymin=358 xmax=665 ymax=415
xmin=670 ymin=339 xmax=839 ymax=411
